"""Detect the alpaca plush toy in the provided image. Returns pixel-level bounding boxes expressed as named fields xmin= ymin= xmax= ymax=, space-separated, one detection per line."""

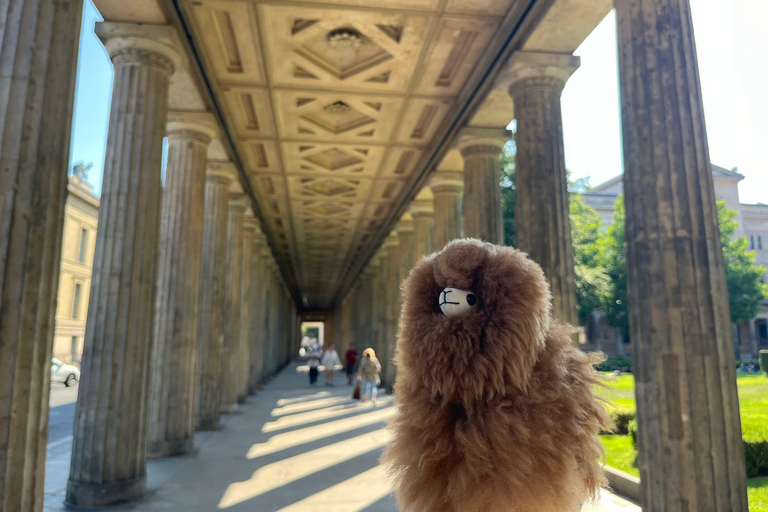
xmin=382 ymin=239 xmax=610 ymax=512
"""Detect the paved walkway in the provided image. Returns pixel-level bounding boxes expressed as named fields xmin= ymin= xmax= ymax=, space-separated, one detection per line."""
xmin=44 ymin=362 xmax=639 ymax=511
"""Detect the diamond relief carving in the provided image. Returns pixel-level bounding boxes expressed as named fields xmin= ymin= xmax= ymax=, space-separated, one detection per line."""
xmin=304 ymin=147 xmax=363 ymax=171
xmin=301 ymin=178 xmax=357 ymax=197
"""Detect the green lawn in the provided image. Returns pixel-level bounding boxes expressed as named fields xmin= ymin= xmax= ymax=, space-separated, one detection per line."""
xmin=598 ymin=371 xmax=768 ymax=511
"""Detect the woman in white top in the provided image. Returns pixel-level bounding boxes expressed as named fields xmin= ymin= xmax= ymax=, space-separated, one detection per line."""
xmin=321 ymin=344 xmax=341 ymax=386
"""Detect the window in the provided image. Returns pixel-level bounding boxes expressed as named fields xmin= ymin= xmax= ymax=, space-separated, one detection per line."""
xmin=72 ymin=283 xmax=82 ymax=319
xmin=71 ymin=336 xmax=79 ymax=362
xmin=759 ymin=236 xmax=763 ymax=250
xmin=750 ymin=235 xmax=755 ymax=250
xmin=78 ymin=228 xmax=88 ymax=263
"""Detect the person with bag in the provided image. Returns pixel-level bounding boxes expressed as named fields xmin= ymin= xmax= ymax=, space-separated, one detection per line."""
xmin=307 ymin=344 xmax=322 ymax=385
xmin=321 ymin=344 xmax=341 ymax=386
xmin=357 ymin=348 xmax=381 ymax=403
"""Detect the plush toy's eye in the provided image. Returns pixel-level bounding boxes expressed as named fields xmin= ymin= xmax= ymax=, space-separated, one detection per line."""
xmin=439 ymin=288 xmax=478 ymax=317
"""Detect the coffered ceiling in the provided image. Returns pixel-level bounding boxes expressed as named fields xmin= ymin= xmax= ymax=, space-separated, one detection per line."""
xmin=176 ymin=0 xmax=521 ymax=308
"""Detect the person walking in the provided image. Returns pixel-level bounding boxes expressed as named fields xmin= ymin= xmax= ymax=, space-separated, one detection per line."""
xmin=321 ymin=344 xmax=341 ymax=386
xmin=344 ymin=345 xmax=359 ymax=385
xmin=307 ymin=344 xmax=322 ymax=385
xmin=357 ymin=348 xmax=381 ymax=403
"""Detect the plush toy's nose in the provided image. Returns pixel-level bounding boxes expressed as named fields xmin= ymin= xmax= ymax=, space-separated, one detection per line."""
xmin=438 ymin=288 xmax=477 ymax=317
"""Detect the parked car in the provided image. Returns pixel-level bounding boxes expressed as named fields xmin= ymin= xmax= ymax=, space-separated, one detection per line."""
xmin=51 ymin=358 xmax=80 ymax=387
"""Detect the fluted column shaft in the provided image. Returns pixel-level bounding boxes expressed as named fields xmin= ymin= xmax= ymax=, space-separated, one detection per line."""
xmin=508 ymin=57 xmax=578 ymax=326
xmin=196 ymin=163 xmax=236 ymax=431
xmin=221 ymin=197 xmax=246 ymax=413
xmin=147 ymin=122 xmax=212 ymax=458
xmin=411 ymin=208 xmax=434 ymax=260
xmin=616 ymin=0 xmax=747 ymax=510
xmin=460 ymin=143 xmax=503 ymax=244
xmin=383 ymin=235 xmax=400 ymax=392
xmin=430 ymin=173 xmax=464 ymax=250
xmin=68 ymin=29 xmax=177 ymax=507
xmin=0 ymin=1 xmax=83 ymax=509
xmin=238 ymin=216 xmax=256 ymax=402
xmin=247 ymin=228 xmax=266 ymax=394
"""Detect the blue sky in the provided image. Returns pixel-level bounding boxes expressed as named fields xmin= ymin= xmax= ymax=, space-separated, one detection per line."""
xmin=70 ymin=0 xmax=766 ymax=204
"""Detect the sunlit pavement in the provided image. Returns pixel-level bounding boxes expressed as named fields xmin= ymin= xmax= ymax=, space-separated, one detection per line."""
xmin=43 ymin=361 xmax=639 ymax=511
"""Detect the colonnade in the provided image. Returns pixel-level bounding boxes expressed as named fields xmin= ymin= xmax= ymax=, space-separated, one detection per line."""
xmin=34 ymin=24 xmax=294 ymax=507
xmin=0 ymin=0 xmax=748 ymax=510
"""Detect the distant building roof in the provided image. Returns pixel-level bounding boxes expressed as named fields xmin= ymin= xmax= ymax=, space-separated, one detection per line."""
xmin=589 ymin=163 xmax=743 ymax=193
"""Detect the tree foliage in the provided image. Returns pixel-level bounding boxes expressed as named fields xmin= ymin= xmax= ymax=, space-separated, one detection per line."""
xmin=570 ymin=195 xmax=609 ymax=325
xmin=597 ymin=197 xmax=628 ymax=335
xmin=499 ymin=142 xmax=516 ymax=247
xmin=717 ymin=201 xmax=767 ymax=324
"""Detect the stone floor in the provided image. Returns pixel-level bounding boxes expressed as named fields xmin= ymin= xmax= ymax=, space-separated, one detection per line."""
xmin=44 ymin=362 xmax=640 ymax=511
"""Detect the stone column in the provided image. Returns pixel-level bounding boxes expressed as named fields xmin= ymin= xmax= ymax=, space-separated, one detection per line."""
xmin=396 ymin=218 xmax=416 ymax=281
xmin=67 ymin=25 xmax=180 ymax=507
xmin=239 ymin=213 xmax=257 ymax=402
xmin=220 ymin=195 xmax=247 ymax=413
xmin=506 ymin=52 xmax=579 ymax=326
xmin=0 ymin=1 xmax=83 ymax=509
xmin=196 ymin=162 xmax=237 ymax=431
xmin=147 ymin=113 xmax=216 ymax=458
xmin=410 ymin=200 xmax=434 ymax=260
xmin=383 ymin=233 xmax=401 ymax=392
xmin=459 ymin=139 xmax=504 ymax=244
xmin=430 ymin=170 xmax=464 ymax=250
xmin=248 ymin=225 xmax=266 ymax=394
xmin=260 ymin=249 xmax=275 ymax=379
xmin=616 ymin=0 xmax=748 ymax=509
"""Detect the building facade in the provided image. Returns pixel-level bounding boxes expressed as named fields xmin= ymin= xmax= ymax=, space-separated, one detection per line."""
xmin=52 ymin=175 xmax=99 ymax=364
xmin=582 ymin=165 xmax=768 ymax=360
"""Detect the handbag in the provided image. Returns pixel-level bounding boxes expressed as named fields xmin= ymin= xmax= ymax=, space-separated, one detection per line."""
xmin=353 ymin=382 xmax=361 ymax=400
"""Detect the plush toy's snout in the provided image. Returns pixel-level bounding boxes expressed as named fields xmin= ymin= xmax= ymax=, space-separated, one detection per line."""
xmin=438 ymin=287 xmax=477 ymax=317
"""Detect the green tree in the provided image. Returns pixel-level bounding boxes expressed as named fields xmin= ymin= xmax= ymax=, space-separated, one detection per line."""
xmin=598 ymin=196 xmax=629 ymax=335
xmin=499 ymin=141 xmax=516 ymax=246
xmin=717 ymin=201 xmax=767 ymax=323
xmin=570 ymin=195 xmax=609 ymax=325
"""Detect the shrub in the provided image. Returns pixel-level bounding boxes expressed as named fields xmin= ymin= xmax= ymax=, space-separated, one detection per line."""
xmin=628 ymin=419 xmax=637 ymax=449
xmin=745 ymin=440 xmax=768 ymax=478
xmin=594 ymin=358 xmax=633 ymax=373
xmin=600 ymin=411 xmax=636 ymax=435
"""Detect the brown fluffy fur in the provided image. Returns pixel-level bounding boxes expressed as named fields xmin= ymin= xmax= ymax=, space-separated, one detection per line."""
xmin=381 ymin=239 xmax=611 ymax=512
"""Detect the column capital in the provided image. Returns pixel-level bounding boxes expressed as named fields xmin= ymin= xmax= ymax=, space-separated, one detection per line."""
xmin=456 ymin=127 xmax=512 ymax=158
xmin=229 ymin=194 xmax=249 ymax=212
xmin=429 ymin=170 xmax=464 ymax=194
xmin=243 ymin=212 xmax=261 ymax=234
xmin=396 ymin=217 xmax=414 ymax=234
xmin=206 ymin=161 xmax=238 ymax=185
xmin=167 ymin=111 xmax=218 ymax=144
xmin=95 ymin=22 xmax=183 ymax=75
xmin=501 ymin=51 xmax=580 ymax=97
xmin=408 ymin=199 xmax=434 ymax=218
xmin=383 ymin=231 xmax=400 ymax=249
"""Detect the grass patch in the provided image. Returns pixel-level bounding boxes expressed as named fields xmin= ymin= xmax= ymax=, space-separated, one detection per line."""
xmin=749 ymin=477 xmax=768 ymax=512
xmin=600 ymin=435 xmax=638 ymax=477
xmin=598 ymin=371 xmax=768 ymax=511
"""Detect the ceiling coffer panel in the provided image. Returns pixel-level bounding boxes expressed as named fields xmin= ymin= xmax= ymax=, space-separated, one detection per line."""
xmin=181 ymin=0 xmax=515 ymax=307
xmin=260 ymin=4 xmax=430 ymax=93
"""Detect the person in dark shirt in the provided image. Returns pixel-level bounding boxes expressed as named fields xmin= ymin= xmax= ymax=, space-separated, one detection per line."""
xmin=344 ymin=345 xmax=359 ymax=386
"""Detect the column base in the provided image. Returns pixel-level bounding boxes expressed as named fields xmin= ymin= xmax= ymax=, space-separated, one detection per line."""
xmin=66 ymin=475 xmax=146 ymax=507
xmin=196 ymin=416 xmax=220 ymax=431
xmin=237 ymin=394 xmax=248 ymax=404
xmin=220 ymin=403 xmax=238 ymax=414
xmin=147 ymin=437 xmax=194 ymax=458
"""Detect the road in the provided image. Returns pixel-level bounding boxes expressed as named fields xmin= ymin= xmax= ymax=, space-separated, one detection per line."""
xmin=48 ymin=384 xmax=78 ymax=444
